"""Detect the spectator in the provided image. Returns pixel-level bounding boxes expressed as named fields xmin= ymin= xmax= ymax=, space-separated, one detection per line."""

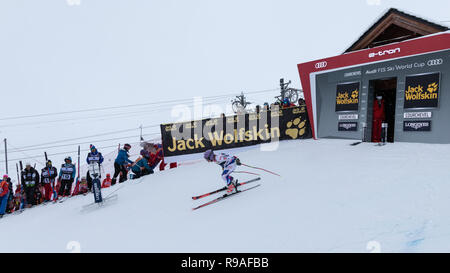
xmin=131 ymin=154 xmax=153 ymax=179
xmin=282 ymin=98 xmax=295 ymax=109
xmin=102 ymin=174 xmax=112 ymax=189
xmin=270 ymin=102 xmax=279 ymax=111
xmin=263 ymin=102 xmax=269 ymax=111
xmin=255 ymin=105 xmax=261 ymax=113
xmin=0 ymin=175 xmax=10 ymax=218
xmin=21 ymin=163 xmax=40 ymax=208
xmin=78 ymin=177 xmax=89 ymax=195
xmin=112 ymin=143 xmax=133 ymax=185
xmin=149 ymin=143 xmax=164 ymax=170
xmin=86 ymin=145 xmax=104 ymax=191
xmin=13 ymin=185 xmax=23 ymax=212
xmin=35 ymin=186 xmax=44 ymax=205
xmin=6 ymin=177 xmax=14 ymax=214
xmin=298 ymin=98 xmax=306 ymax=106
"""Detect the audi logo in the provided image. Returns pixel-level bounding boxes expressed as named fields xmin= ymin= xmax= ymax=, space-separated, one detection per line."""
xmin=427 ymin=59 xmax=443 ymax=66
xmin=315 ymin=61 xmax=327 ymax=69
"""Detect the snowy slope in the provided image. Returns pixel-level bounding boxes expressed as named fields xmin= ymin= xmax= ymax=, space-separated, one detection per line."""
xmin=1 ymin=139 xmax=450 ymax=253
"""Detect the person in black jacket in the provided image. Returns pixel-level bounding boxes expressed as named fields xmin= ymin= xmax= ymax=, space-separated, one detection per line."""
xmin=21 ymin=163 xmax=40 ymax=208
xmin=41 ymin=160 xmax=58 ymax=202
xmin=58 ymin=157 xmax=76 ymax=197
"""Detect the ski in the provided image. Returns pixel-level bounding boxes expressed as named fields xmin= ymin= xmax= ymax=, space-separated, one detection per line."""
xmin=192 ymin=177 xmax=261 ymax=200
xmin=350 ymin=141 xmax=362 ymax=146
xmin=81 ymin=194 xmax=118 ymax=213
xmin=192 ymin=184 xmax=261 ymax=211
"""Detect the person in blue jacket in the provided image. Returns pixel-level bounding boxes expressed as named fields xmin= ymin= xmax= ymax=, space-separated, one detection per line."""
xmin=86 ymin=145 xmax=104 ymax=191
xmin=131 ymin=154 xmax=154 ymax=179
xmin=112 ymin=143 xmax=133 ymax=185
xmin=58 ymin=157 xmax=76 ymax=197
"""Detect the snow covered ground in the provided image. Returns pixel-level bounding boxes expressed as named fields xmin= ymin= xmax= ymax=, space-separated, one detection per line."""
xmin=1 ymin=139 xmax=450 ymax=253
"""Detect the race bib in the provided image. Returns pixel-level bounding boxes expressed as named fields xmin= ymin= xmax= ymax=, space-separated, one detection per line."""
xmin=62 ymin=174 xmax=71 ymax=180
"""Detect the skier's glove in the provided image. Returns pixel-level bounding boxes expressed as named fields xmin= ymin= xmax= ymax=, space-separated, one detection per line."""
xmin=236 ymin=158 xmax=242 ymax=166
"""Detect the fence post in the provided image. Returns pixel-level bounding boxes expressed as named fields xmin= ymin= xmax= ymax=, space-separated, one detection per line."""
xmin=4 ymin=138 xmax=8 ymax=175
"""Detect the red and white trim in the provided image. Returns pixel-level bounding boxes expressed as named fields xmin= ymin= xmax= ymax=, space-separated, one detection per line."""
xmin=297 ymin=31 xmax=450 ymax=139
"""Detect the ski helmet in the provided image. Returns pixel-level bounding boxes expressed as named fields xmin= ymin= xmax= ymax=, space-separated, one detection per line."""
xmin=140 ymin=149 xmax=150 ymax=159
xmin=203 ymin=149 xmax=215 ymax=161
xmin=124 ymin=143 xmax=131 ymax=150
xmin=65 ymin=157 xmax=72 ymax=162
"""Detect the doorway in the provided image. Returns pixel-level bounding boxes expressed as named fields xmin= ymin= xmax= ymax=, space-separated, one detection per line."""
xmin=368 ymin=78 xmax=397 ymax=143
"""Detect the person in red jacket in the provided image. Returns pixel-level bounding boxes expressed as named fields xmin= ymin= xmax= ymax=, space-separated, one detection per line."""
xmin=0 ymin=175 xmax=10 ymax=218
xmin=372 ymin=94 xmax=385 ymax=142
xmin=13 ymin=185 xmax=23 ymax=212
xmin=78 ymin=176 xmax=89 ymax=195
xmin=102 ymin=174 xmax=112 ymax=188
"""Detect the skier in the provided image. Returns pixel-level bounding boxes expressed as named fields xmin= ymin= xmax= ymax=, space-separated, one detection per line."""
xmin=41 ymin=160 xmax=58 ymax=202
xmin=372 ymin=94 xmax=385 ymax=142
xmin=86 ymin=145 xmax=104 ymax=191
xmin=112 ymin=143 xmax=133 ymax=185
xmin=21 ymin=163 xmax=40 ymax=208
xmin=203 ymin=150 xmax=242 ymax=193
xmin=130 ymin=154 xmax=153 ymax=179
xmin=101 ymin=174 xmax=112 ymax=188
xmin=58 ymin=157 xmax=76 ymax=198
xmin=0 ymin=175 xmax=10 ymax=218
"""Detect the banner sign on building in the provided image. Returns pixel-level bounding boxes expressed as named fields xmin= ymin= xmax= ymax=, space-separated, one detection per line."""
xmin=403 ymin=120 xmax=432 ymax=132
xmin=338 ymin=114 xmax=359 ymax=120
xmin=335 ymin=82 xmax=360 ymax=112
xmin=404 ymin=72 xmax=440 ymax=109
xmin=403 ymin=112 xmax=432 ymax=119
xmin=338 ymin=122 xmax=358 ymax=132
xmin=160 ymin=106 xmax=312 ymax=157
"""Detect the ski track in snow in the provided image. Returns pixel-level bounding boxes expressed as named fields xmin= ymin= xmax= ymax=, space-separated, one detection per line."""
xmin=1 ymin=139 xmax=450 ymax=253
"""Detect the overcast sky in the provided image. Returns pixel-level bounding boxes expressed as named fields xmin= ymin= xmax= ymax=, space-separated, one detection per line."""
xmin=0 ymin=0 xmax=449 ymax=175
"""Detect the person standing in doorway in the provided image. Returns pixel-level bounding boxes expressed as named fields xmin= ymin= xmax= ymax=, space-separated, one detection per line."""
xmin=372 ymin=94 xmax=385 ymax=143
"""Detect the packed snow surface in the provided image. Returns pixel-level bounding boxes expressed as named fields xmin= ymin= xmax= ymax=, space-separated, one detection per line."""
xmin=2 ymin=139 xmax=450 ymax=253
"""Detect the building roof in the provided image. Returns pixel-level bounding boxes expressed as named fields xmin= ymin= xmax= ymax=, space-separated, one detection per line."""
xmin=344 ymin=8 xmax=448 ymax=53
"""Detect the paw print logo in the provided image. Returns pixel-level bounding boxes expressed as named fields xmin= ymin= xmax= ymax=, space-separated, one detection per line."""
xmin=285 ymin=118 xmax=306 ymax=139
xmin=351 ymin=90 xmax=359 ymax=99
xmin=427 ymin=82 xmax=438 ymax=93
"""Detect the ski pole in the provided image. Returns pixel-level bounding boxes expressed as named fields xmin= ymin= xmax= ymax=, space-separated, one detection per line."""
xmin=234 ymin=171 xmax=261 ymax=176
xmin=241 ymin=163 xmax=281 ymax=177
